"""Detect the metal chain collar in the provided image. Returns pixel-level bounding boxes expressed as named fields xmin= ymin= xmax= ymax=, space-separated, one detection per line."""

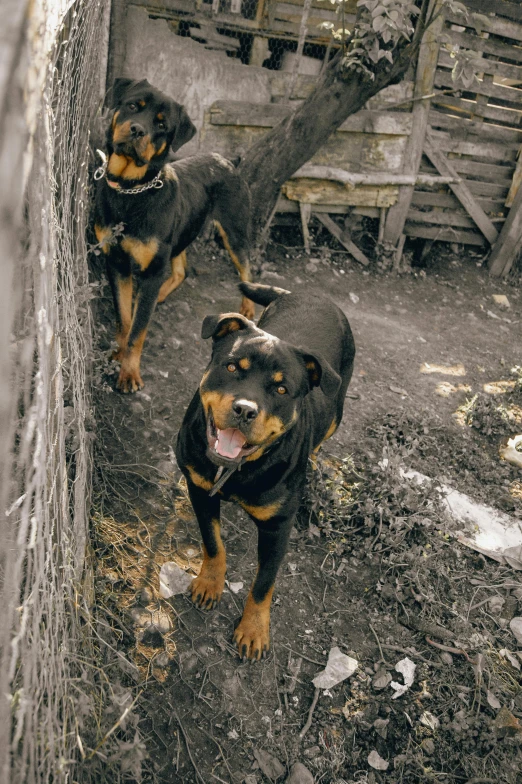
xmin=93 ymin=149 xmax=164 ymax=195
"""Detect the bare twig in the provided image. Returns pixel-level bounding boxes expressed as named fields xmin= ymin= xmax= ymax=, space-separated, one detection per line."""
xmin=174 ymin=709 xmax=206 ymax=784
xmin=299 ymin=687 xmax=320 ymax=740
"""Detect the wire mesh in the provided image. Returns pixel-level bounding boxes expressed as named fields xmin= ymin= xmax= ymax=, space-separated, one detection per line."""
xmin=155 ymin=0 xmax=346 ymax=72
xmin=0 ymin=1 xmax=109 ymax=782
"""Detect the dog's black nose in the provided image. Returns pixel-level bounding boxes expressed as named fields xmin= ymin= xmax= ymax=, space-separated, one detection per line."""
xmin=233 ymin=399 xmax=258 ymax=422
xmin=130 ymin=123 xmax=145 ymax=138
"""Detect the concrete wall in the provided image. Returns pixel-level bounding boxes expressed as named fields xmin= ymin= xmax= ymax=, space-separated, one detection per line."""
xmin=122 ymin=6 xmax=272 ymax=154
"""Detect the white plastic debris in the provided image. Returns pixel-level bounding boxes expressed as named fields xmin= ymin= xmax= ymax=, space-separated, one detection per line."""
xmin=312 ymin=647 xmax=358 ymax=690
xmin=390 ymin=657 xmax=416 ymax=699
xmin=227 ymin=581 xmax=244 ymax=594
xmin=400 ymin=468 xmax=522 ymax=570
xmin=159 ymin=562 xmax=194 ymax=598
xmin=368 ymin=750 xmax=389 ymax=770
xmin=349 ymin=292 xmax=359 ymax=304
xmin=500 ymin=435 xmax=522 ymax=470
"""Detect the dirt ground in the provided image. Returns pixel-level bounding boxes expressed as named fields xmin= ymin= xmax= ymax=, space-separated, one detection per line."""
xmin=88 ymin=228 xmax=522 ymax=784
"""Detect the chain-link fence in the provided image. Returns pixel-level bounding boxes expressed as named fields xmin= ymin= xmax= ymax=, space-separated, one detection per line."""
xmin=0 ymin=1 xmax=109 ymax=782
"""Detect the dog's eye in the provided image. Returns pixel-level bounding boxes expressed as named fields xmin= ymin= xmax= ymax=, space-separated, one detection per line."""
xmin=128 ymin=102 xmax=137 ymax=111
xmin=157 ymin=121 xmax=166 ymax=131
xmin=227 ymin=363 xmax=237 ymax=373
xmin=277 ymin=385 xmax=287 ymax=395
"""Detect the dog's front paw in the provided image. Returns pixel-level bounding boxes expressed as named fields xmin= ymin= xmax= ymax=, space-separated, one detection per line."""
xmin=239 ymin=296 xmax=255 ymax=320
xmin=116 ymin=366 xmax=144 ymax=394
xmin=233 ymin=601 xmax=270 ymax=661
xmin=190 ymin=570 xmax=225 ymax=610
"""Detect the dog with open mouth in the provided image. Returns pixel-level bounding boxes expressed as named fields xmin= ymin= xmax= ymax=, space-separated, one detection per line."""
xmin=176 ymin=282 xmax=356 ymax=660
xmin=94 ymin=78 xmax=254 ymax=393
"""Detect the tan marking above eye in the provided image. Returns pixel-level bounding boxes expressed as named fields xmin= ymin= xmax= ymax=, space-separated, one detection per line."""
xmin=273 ymin=371 xmax=283 ymax=383
xmin=157 ymin=112 xmax=164 ymax=121
xmin=137 ymin=99 xmax=146 ymax=107
xmin=239 ymin=358 xmax=250 ymax=370
xmin=227 ymin=363 xmax=237 ymax=372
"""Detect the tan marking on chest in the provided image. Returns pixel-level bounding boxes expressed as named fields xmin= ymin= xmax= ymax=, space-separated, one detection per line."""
xmin=186 ymin=465 xmax=214 ymax=493
xmin=238 ymin=500 xmax=281 ymax=521
xmin=121 ymin=237 xmax=159 ymax=271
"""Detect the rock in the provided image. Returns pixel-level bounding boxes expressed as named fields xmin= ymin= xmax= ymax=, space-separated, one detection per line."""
xmin=285 ymin=761 xmax=314 ymax=783
xmin=509 ymin=617 xmax=522 ymax=645
xmin=253 ymin=748 xmax=285 ymax=780
xmin=154 ymin=652 xmax=171 ymax=668
xmin=368 ymin=750 xmax=389 ymax=770
xmin=304 ymin=746 xmax=321 ymax=759
xmin=305 ymin=262 xmax=318 ymax=274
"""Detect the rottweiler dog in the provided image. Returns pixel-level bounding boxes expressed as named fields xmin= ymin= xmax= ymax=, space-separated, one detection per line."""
xmin=176 ymin=282 xmax=355 ymax=660
xmin=94 ymin=78 xmax=254 ymax=393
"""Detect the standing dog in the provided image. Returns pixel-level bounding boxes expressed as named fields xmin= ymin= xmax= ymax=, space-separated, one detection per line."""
xmin=176 ymin=282 xmax=355 ymax=660
xmin=94 ymin=78 xmax=254 ymax=393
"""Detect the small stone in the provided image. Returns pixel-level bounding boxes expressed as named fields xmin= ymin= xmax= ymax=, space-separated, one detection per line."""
xmin=509 ymin=617 xmax=522 ymax=645
xmin=440 ymin=652 xmax=453 ymax=665
xmin=305 ymin=262 xmax=318 ymax=273
xmin=421 ymin=738 xmax=435 ymax=755
xmin=154 ymin=652 xmax=170 ymax=668
xmin=304 ymin=745 xmax=321 ymax=758
xmin=285 ymin=761 xmax=314 ymax=783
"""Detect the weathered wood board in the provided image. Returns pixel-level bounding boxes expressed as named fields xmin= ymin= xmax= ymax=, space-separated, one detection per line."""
xmin=282 ymin=178 xmax=399 ymax=207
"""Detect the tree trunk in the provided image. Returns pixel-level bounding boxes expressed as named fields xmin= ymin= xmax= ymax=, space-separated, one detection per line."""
xmin=239 ymin=33 xmax=426 ymax=247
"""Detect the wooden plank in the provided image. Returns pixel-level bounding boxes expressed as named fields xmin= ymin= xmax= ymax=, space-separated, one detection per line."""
xmin=438 ymin=49 xmax=522 ymax=84
xmin=273 ymin=1 xmax=339 ymax=22
xmin=434 ymin=70 xmax=522 ymax=106
xmin=431 ymin=94 xmax=522 ymax=126
xmin=412 ymin=190 xmax=506 ymax=214
xmin=489 ymin=172 xmax=522 ymax=275
xmin=436 ymin=137 xmax=518 ymax=164
xmin=209 ymin=101 xmax=413 ymax=135
xmin=446 ymin=11 xmax=522 ymax=44
xmin=424 ymin=132 xmax=499 ymax=243
xmin=505 ymin=150 xmax=522 ymax=208
xmin=314 ymin=213 xmax=370 ymax=266
xmin=383 ymin=0 xmax=444 ymax=246
xmin=446 ymin=158 xmax=514 ymax=185
xmin=276 ymin=198 xmax=351 ymax=214
xmin=407 ymin=207 xmax=493 ymax=229
xmin=446 ymin=29 xmax=522 ymax=65
xmin=463 ymin=0 xmax=522 ymax=23
xmin=282 ymin=178 xmax=399 ymax=207
xmin=428 ymin=110 xmax=522 ymax=145
xmin=404 ymin=222 xmax=487 ymax=245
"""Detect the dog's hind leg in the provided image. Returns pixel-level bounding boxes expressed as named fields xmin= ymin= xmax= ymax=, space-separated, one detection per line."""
xmin=157 ymin=250 xmax=187 ymax=303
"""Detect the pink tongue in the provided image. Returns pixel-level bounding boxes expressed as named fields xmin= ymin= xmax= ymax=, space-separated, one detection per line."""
xmin=215 ymin=428 xmax=246 ymax=459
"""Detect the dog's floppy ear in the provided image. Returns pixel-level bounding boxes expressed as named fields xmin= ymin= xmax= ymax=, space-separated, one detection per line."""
xmin=201 ymin=313 xmax=253 ymax=341
xmin=170 ymin=104 xmax=197 ymax=152
xmin=301 ymin=351 xmax=341 ymax=397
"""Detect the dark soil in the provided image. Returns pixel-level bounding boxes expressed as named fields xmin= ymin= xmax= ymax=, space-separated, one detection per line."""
xmin=86 ymin=230 xmax=522 ymax=784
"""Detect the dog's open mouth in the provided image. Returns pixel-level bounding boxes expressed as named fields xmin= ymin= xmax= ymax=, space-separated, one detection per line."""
xmin=206 ymin=411 xmax=259 ymax=463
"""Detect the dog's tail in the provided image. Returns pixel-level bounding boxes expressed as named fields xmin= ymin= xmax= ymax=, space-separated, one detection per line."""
xmin=238 ymin=281 xmax=291 ymax=307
